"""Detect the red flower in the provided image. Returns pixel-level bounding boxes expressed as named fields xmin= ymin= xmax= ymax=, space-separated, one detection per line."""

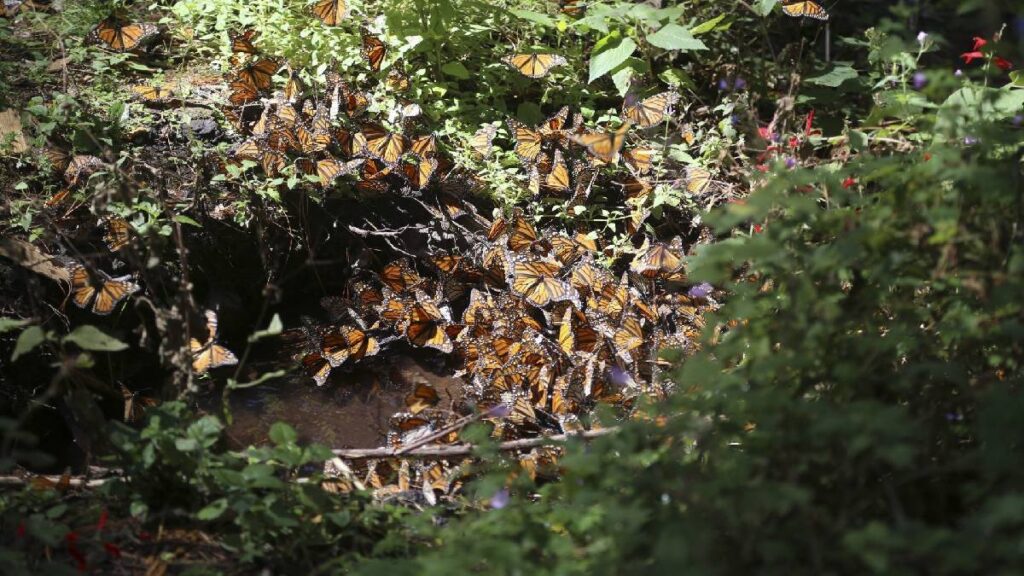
xmin=923 ymin=152 xmax=932 ymax=161
xmin=961 ymin=51 xmax=985 ymax=64
xmin=994 ymin=56 xmax=1013 ymax=70
xmin=15 ymin=522 xmax=26 ymax=539
xmin=96 ymin=509 xmax=109 ymax=532
xmin=973 ymin=36 xmax=988 ymax=50
xmin=103 ymin=542 xmax=122 ymax=559
xmin=755 ymin=164 xmax=769 ymax=173
xmin=841 ymin=177 xmax=856 ymax=189
xmin=804 ymin=109 xmax=816 ymax=136
xmin=787 ymin=136 xmax=800 ymax=149
xmin=65 ymin=532 xmax=86 ymax=572
xmin=753 ymin=224 xmax=764 ymax=234
xmin=139 ymin=530 xmax=152 ymax=541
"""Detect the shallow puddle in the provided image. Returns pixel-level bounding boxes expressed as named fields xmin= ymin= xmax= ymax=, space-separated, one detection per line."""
xmin=204 ymin=354 xmax=466 ymax=450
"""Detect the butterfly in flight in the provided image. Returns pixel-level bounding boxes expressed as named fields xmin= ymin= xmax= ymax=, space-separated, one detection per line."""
xmin=781 ymin=1 xmax=829 ymax=20
xmin=622 ymin=91 xmax=679 ymax=128
xmin=569 ymin=121 xmax=632 ymax=164
xmin=190 ymin=309 xmax=239 ymax=375
xmin=312 ymin=0 xmax=348 ymax=25
xmin=68 ymin=263 xmax=139 ymax=315
xmin=90 ymin=15 xmax=158 ymax=52
xmin=503 ymin=53 xmax=567 ymax=78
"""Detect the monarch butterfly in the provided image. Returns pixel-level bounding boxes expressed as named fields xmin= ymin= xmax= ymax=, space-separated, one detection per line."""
xmin=355 ymin=158 xmax=393 ymax=193
xmin=361 ymin=31 xmax=387 ymax=71
xmin=469 ymin=124 xmax=497 ymax=159
xmin=227 ymin=78 xmax=261 ymax=106
xmin=321 ymin=325 xmax=380 ymax=366
xmin=402 ymin=154 xmax=438 ymax=190
xmin=538 ymin=106 xmax=571 ymax=139
xmin=380 ymin=258 xmax=422 ymax=293
xmin=527 ymin=165 xmax=541 ymax=196
xmin=386 ymin=68 xmax=411 ymax=92
xmin=569 ymin=165 xmax=595 ymax=205
xmin=626 ymin=205 xmax=650 ymax=236
xmin=339 ymin=83 xmax=371 ymax=118
xmin=550 ymin=233 xmax=592 ymax=265
xmin=781 ymin=1 xmax=829 ymax=20
xmin=120 ymin=384 xmax=158 ymax=423
xmin=436 ymin=192 xmax=469 ymax=221
xmin=622 ymin=147 xmax=654 ymax=174
xmin=683 ymin=166 xmax=712 ymax=194
xmin=312 ymin=0 xmax=348 ymax=25
xmin=629 ymin=237 xmax=684 ymax=278
xmin=40 ymin=146 xmax=71 ymax=174
xmin=506 ymin=119 xmax=543 ymax=164
xmin=103 ymin=216 xmax=131 ymax=252
xmin=235 ymin=58 xmax=279 ymax=91
xmin=403 ymin=296 xmax=454 ymax=353
xmin=502 ymin=53 xmax=567 ymax=78
xmin=361 ymin=123 xmax=408 ymax=164
xmin=190 ymin=309 xmax=239 ymax=374
xmin=587 ymin=274 xmax=631 ymax=322
xmin=90 ymin=16 xmax=158 ymax=52
xmin=298 ymin=157 xmax=363 ymax=186
xmin=302 ymin=351 xmax=333 ymax=386
xmin=569 ymin=255 xmax=612 ymax=293
xmin=294 ymin=124 xmax=331 ymax=155
xmin=131 ymin=85 xmax=174 ymax=102
xmin=543 ymin=149 xmax=572 ymax=193
xmin=69 ymin=264 xmax=139 ymax=315
xmin=64 ymin=155 xmax=104 ymax=187
xmin=411 ymin=134 xmax=438 ymax=158
xmin=620 ymin=174 xmax=653 ymax=201
xmin=506 ymin=256 xmax=578 ymax=308
xmin=569 ymin=121 xmax=632 ymax=163
xmin=506 ymin=213 xmax=549 ymax=253
xmin=609 ymin=314 xmax=645 ymax=360
xmin=230 ymin=29 xmax=259 ymax=54
xmin=283 ymin=72 xmax=302 ymax=102
xmin=622 ymin=91 xmax=679 ymax=128
xmin=405 ymin=383 xmax=440 ymax=414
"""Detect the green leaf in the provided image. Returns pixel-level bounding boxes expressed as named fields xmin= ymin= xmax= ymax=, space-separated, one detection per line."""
xmin=807 ymin=65 xmax=859 ymax=87
xmin=690 ymin=14 xmax=727 ymax=35
xmin=589 ymin=37 xmax=636 ymax=83
xmin=248 ymin=313 xmax=283 ymax=343
xmin=63 ymin=325 xmax=128 ymax=352
xmin=509 ymin=8 xmax=556 ymax=28
xmin=0 ymin=317 xmax=29 ymax=334
xmin=660 ymin=68 xmax=696 ymax=90
xmin=197 ymin=498 xmax=229 ymax=521
xmin=12 ymin=326 xmax=45 ymax=361
xmin=174 ymin=214 xmax=202 ymax=228
xmin=755 ymin=0 xmax=780 ymax=16
xmin=269 ymin=422 xmax=298 ymax=446
xmin=441 ymin=61 xmax=470 ymax=80
xmin=646 ymin=24 xmax=707 ymax=51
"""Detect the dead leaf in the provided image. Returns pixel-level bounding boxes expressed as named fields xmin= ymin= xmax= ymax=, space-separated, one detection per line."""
xmin=0 ymin=109 xmax=28 ymax=153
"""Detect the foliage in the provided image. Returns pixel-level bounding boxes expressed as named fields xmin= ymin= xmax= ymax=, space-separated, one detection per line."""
xmin=1 ymin=0 xmax=1023 ymax=573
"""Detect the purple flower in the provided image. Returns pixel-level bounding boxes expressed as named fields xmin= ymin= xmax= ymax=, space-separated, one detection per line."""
xmin=784 ymin=157 xmax=797 ymax=169
xmin=730 ymin=114 xmax=740 ymax=127
xmin=963 ymin=136 xmax=979 ymax=146
xmin=1012 ymin=114 xmax=1023 ymax=127
xmin=687 ymin=282 xmax=713 ymax=299
xmin=912 ymin=71 xmax=928 ymax=90
xmin=917 ymin=31 xmax=928 ymax=46
xmin=717 ymin=78 xmax=729 ymax=91
xmin=607 ymin=365 xmax=635 ymax=388
xmin=734 ymin=77 xmax=747 ymax=90
xmin=954 ymin=69 xmax=963 ymax=77
xmin=490 ymin=489 xmax=510 ymax=509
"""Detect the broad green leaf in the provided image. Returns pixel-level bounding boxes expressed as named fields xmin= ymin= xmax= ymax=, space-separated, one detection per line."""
xmin=12 ymin=326 xmax=45 ymax=361
xmin=269 ymin=422 xmax=298 ymax=446
xmin=63 ymin=325 xmax=128 ymax=352
xmin=646 ymin=24 xmax=707 ymax=51
xmin=690 ymin=14 xmax=727 ymax=35
xmin=807 ymin=65 xmax=859 ymax=87
xmin=441 ymin=61 xmax=470 ymax=80
xmin=0 ymin=317 xmax=28 ymax=334
xmin=174 ymin=214 xmax=202 ymax=228
xmin=660 ymin=68 xmax=696 ymax=90
xmin=509 ymin=8 xmax=556 ymax=28
xmin=589 ymin=37 xmax=636 ymax=83
xmin=756 ymin=0 xmax=780 ymax=16
xmin=197 ymin=498 xmax=229 ymax=521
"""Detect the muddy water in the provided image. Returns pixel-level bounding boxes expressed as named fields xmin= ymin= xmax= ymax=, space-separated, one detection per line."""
xmin=204 ymin=355 xmax=466 ymax=450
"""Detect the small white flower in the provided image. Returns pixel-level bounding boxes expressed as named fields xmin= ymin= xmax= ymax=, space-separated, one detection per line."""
xmin=917 ymin=31 xmax=928 ymax=46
